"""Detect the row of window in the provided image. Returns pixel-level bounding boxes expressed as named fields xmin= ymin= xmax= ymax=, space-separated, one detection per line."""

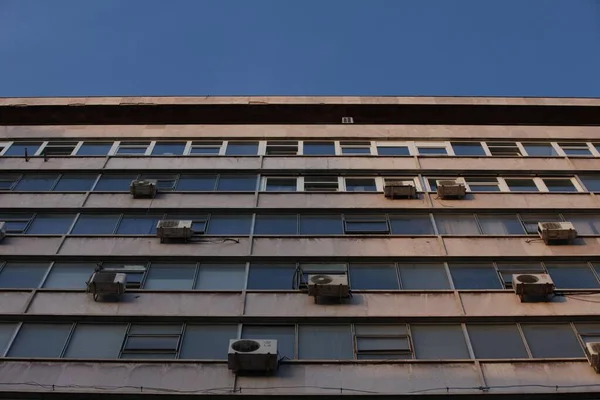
xmin=3 ymin=173 xmax=600 ymax=193
xmin=0 ymin=321 xmax=598 ymax=360
xmin=2 ymin=260 xmax=600 ymax=291
xmin=2 ymin=212 xmax=599 ymax=236
xmin=3 ymin=140 xmax=600 ymax=158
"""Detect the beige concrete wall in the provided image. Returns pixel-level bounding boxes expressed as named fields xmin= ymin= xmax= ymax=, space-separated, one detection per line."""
xmin=0 ymin=193 xmax=86 ymax=209
xmin=0 ymin=292 xmax=31 ymax=314
xmin=0 ymin=237 xmax=62 ymax=255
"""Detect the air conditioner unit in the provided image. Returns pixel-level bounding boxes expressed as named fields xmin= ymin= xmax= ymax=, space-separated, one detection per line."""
xmin=512 ymin=273 xmax=555 ymax=301
xmin=307 ymin=274 xmax=350 ymax=299
xmin=87 ymin=271 xmax=127 ymax=301
xmin=129 ymin=179 xmax=158 ymax=198
xmin=537 ymin=222 xmax=577 ymax=245
xmin=0 ymin=222 xmax=6 ymax=242
xmin=156 ymin=220 xmax=193 ymax=243
xmin=436 ymin=180 xmax=466 ymax=199
xmin=586 ymin=342 xmax=600 ymax=373
xmin=228 ymin=339 xmax=278 ymax=373
xmin=384 ymin=180 xmax=417 ymax=199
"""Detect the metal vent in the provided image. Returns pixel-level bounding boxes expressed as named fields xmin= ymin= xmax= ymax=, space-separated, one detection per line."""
xmin=540 ymin=222 xmax=563 ymax=230
xmin=159 ymin=220 xmax=180 ymax=228
xmin=310 ymin=275 xmax=333 ymax=284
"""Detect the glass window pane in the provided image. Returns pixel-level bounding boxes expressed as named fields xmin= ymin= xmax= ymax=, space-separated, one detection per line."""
xmin=116 ymin=142 xmax=148 ymax=154
xmin=299 ymin=215 xmax=343 ymax=235
xmin=545 ymin=263 xmax=600 ymax=289
xmin=27 ymin=214 xmax=75 ymax=234
xmin=76 ymin=142 xmax=112 ymax=156
xmin=93 ymin=174 xmax=138 ymax=191
xmin=8 ymin=323 xmax=71 ymax=358
xmin=129 ymin=324 xmax=181 ymax=335
xmin=449 ymin=263 xmax=502 ymax=289
xmin=180 ymin=325 xmax=238 ymax=359
xmin=345 ymin=178 xmax=377 ymax=192
xmin=418 ymin=147 xmax=447 ymax=155
xmin=0 ymin=262 xmax=48 ymax=288
xmin=342 ymin=147 xmax=370 ymax=155
xmin=176 ymin=175 xmax=217 ymax=191
xmin=254 ymin=215 xmax=297 ymax=235
xmin=117 ymin=215 xmax=161 ymax=235
xmin=399 ymin=263 xmax=450 ymax=290
xmin=350 ymin=263 xmax=399 ymax=290
xmin=543 ymin=179 xmax=577 ymax=192
xmin=144 ymin=263 xmax=196 ymax=290
xmin=14 ymin=174 xmax=58 ymax=191
xmin=53 ymin=174 xmax=97 ymax=191
xmin=467 ymin=324 xmax=528 ymax=359
xmin=435 ymin=215 xmax=479 ymax=235
xmin=217 ymin=175 xmax=257 ymax=191
xmin=521 ymin=324 xmax=583 ymax=358
xmin=580 ymin=176 xmax=600 ymax=192
xmin=207 ymin=214 xmax=252 ymax=235
xmin=64 ymin=324 xmax=127 ymax=359
xmin=125 ymin=336 xmax=179 ymax=351
xmin=412 ymin=324 xmax=470 ymax=359
xmin=563 ymin=214 xmax=600 ymax=235
xmin=151 ymin=142 xmax=186 ymax=155
xmin=506 ymin=179 xmax=539 ymax=192
xmin=377 ymin=146 xmax=410 ymax=156
xmin=390 ymin=215 xmax=435 ymax=235
xmin=44 ymin=263 xmax=95 ymax=289
xmin=72 ymin=214 xmax=120 ymax=234
xmin=451 ymin=143 xmax=486 ymax=156
xmin=478 ymin=214 xmax=524 ymax=235
xmin=523 ymin=143 xmax=558 ymax=157
xmin=265 ymin=178 xmax=297 ymax=191
xmin=0 ymin=324 xmax=17 ymax=355
xmin=248 ymin=263 xmax=296 ymax=290
xmin=195 ymin=264 xmax=246 ymax=290
xmin=225 ymin=142 xmax=258 ymax=155
xmin=344 ymin=217 xmax=389 ymax=233
xmin=303 ymin=142 xmax=335 ymax=155
xmin=243 ymin=325 xmax=295 ymax=360
xmin=4 ymin=142 xmax=42 ymax=156
xmin=356 ymin=336 xmax=409 ymax=352
xmin=299 ymin=325 xmax=353 ymax=360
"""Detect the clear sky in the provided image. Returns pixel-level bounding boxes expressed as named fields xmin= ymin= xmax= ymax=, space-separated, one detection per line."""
xmin=0 ymin=0 xmax=599 ymax=97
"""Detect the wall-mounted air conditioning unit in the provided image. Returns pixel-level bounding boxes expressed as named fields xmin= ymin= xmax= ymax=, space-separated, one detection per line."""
xmin=586 ymin=342 xmax=600 ymax=373
xmin=130 ymin=179 xmax=158 ymax=199
xmin=384 ymin=180 xmax=417 ymax=199
xmin=228 ymin=339 xmax=278 ymax=373
xmin=512 ymin=273 xmax=554 ymax=302
xmin=307 ymin=274 xmax=350 ymax=302
xmin=0 ymin=222 xmax=6 ymax=242
xmin=436 ymin=179 xmax=466 ymax=199
xmin=86 ymin=271 xmax=127 ymax=301
xmin=156 ymin=220 xmax=193 ymax=243
xmin=537 ymin=222 xmax=577 ymax=245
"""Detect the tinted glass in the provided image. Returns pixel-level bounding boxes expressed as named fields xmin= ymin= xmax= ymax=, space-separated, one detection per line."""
xmin=195 ymin=264 xmax=246 ymax=290
xmin=248 ymin=263 xmax=296 ymax=289
xmin=176 ymin=175 xmax=217 ymax=191
xmin=117 ymin=215 xmax=161 ymax=234
xmin=399 ymin=263 xmax=450 ymax=290
xmin=543 ymin=179 xmax=577 ymax=192
xmin=523 ymin=144 xmax=558 ymax=157
xmin=207 ymin=215 xmax=252 ymax=235
xmin=217 ymin=175 xmax=257 ymax=191
xmin=4 ymin=142 xmax=42 ymax=156
xmin=0 ymin=262 xmax=48 ymax=288
xmin=564 ymin=214 xmax=600 ymax=235
xmin=116 ymin=143 xmax=148 ymax=154
xmin=580 ymin=176 xmax=600 ymax=192
xmin=94 ymin=175 xmax=138 ymax=191
xmin=451 ymin=143 xmax=486 ymax=156
xmin=265 ymin=178 xmax=297 ymax=191
xmin=467 ymin=324 xmax=528 ymax=359
xmin=0 ymin=324 xmax=16 ymax=355
xmin=345 ymin=178 xmax=377 ymax=192
xmin=8 ymin=323 xmax=71 ymax=358
xmin=76 ymin=142 xmax=112 ymax=156
xmin=180 ymin=325 xmax=238 ymax=359
xmin=435 ymin=215 xmax=479 ymax=235
xmin=341 ymin=147 xmax=370 ymax=154
xmin=545 ymin=263 xmax=600 ymax=289
xmin=151 ymin=142 xmax=186 ymax=155
xmin=506 ymin=179 xmax=539 ymax=192
xmin=254 ymin=215 xmax=297 ymax=235
xmin=350 ymin=263 xmax=399 ymax=290
xmin=225 ymin=142 xmax=258 ymax=155
xmin=44 ymin=263 xmax=95 ymax=289
xmin=144 ymin=263 xmax=196 ymax=290
xmin=299 ymin=215 xmax=343 ymax=235
xmin=418 ymin=147 xmax=447 ymax=155
xmin=521 ymin=324 xmax=583 ymax=358
xmin=477 ymin=214 xmax=524 ymax=235
xmin=390 ymin=215 xmax=434 ymax=235
xmin=54 ymin=174 xmax=97 ymax=191
xmin=64 ymin=324 xmax=127 ymax=359
xmin=243 ymin=325 xmax=296 ymax=359
xmin=562 ymin=148 xmax=592 ymax=156
xmin=377 ymin=146 xmax=410 ymax=156
xmin=412 ymin=324 xmax=469 ymax=359
xmin=72 ymin=214 xmax=120 ymax=234
xmin=14 ymin=174 xmax=58 ymax=191
xmin=303 ymin=142 xmax=335 ymax=155
xmin=344 ymin=218 xmax=389 ymax=233
xmin=449 ymin=263 xmax=502 ymax=289
xmin=299 ymin=325 xmax=353 ymax=360
xmin=27 ymin=214 xmax=75 ymax=234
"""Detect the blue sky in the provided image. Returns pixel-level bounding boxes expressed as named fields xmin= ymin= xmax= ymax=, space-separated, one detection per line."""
xmin=0 ymin=0 xmax=599 ymax=97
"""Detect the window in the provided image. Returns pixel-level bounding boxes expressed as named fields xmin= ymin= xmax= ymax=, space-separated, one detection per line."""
xmin=350 ymin=263 xmax=399 ymax=290
xmin=449 ymin=263 xmax=502 ymax=289
xmin=115 ymin=142 xmax=150 ymax=155
xmin=519 ymin=213 xmax=562 ymax=234
xmin=93 ymin=174 xmax=138 ymax=192
xmin=0 ymin=213 xmax=33 ymax=233
xmin=451 ymin=142 xmax=486 ymax=156
xmin=243 ymin=325 xmax=295 ymax=359
xmin=435 ymin=214 xmax=479 ymax=235
xmin=377 ymin=146 xmax=410 ymax=156
xmin=254 ymin=215 xmax=297 ymax=235
xmin=544 ymin=262 xmax=600 ymax=289
xmin=265 ymin=141 xmax=298 ymax=155
xmin=0 ymin=262 xmax=49 ymax=288
xmin=116 ymin=215 xmax=161 ymax=235
xmin=101 ymin=263 xmax=146 ymax=289
xmin=486 ymin=142 xmax=521 ymax=156
xmin=151 ymin=142 xmax=186 ymax=156
xmin=495 ymin=262 xmax=545 ymax=289
xmin=225 ymin=142 xmax=258 ymax=156
xmin=505 ymin=178 xmax=539 ymax=192
xmin=0 ymin=174 xmax=19 ymax=190
xmin=575 ymin=323 xmax=600 ymax=346
xmin=411 ymin=324 xmax=470 ymax=359
xmin=8 ymin=323 xmax=71 ymax=358
xmin=298 ymin=325 xmax=353 ymax=360
xmin=121 ymin=324 xmax=181 ymax=359
xmin=143 ymin=263 xmax=196 ymax=290
xmin=303 ymin=176 xmax=339 ymax=192
xmin=189 ymin=141 xmax=222 ymax=155
xmin=180 ymin=325 xmax=237 ymax=359
xmin=64 ymin=324 xmax=127 ymax=359
xmin=76 ymin=142 xmax=112 ymax=156
xmin=0 ymin=324 xmax=17 ymax=355
xmin=248 ymin=263 xmax=296 ymax=290
xmin=345 ymin=178 xmax=377 ymax=192
xmin=72 ymin=214 xmax=120 ymax=234
xmin=398 ymin=263 xmax=450 ymax=290
xmin=416 ymin=146 xmax=447 ymax=155
xmin=216 ymin=175 xmax=257 ymax=191
xmin=41 ymin=141 xmax=78 ymax=156
xmin=354 ymin=324 xmax=411 ymax=359
xmin=4 ymin=142 xmax=42 ymax=156
xmin=389 ymin=215 xmax=435 ymax=235
xmin=43 ymin=263 xmax=96 ymax=289
xmin=344 ymin=215 xmax=389 ymax=234
xmin=542 ymin=178 xmax=578 ymax=192
xmin=53 ymin=174 xmax=97 ymax=191
xmin=521 ymin=324 xmax=583 ymax=358
xmin=165 ymin=214 xmax=208 ymax=233
xmin=176 ymin=174 xmax=217 ymax=191
xmin=303 ymin=142 xmax=335 ymax=155
xmin=299 ymin=215 xmax=343 ymax=235
xmin=139 ymin=174 xmax=177 ymax=191
xmin=564 ymin=214 xmax=600 ymax=235
xmin=27 ymin=214 xmax=75 ymax=234
xmin=467 ymin=324 xmax=528 ymax=359
xmin=559 ymin=142 xmax=592 ymax=156
xmin=477 ymin=214 xmax=524 ymax=235
xmin=340 ymin=141 xmax=372 ymax=155
xmin=264 ymin=177 xmax=297 ymax=192
xmin=464 ymin=177 xmax=500 ymax=192
xmin=195 ymin=264 xmax=246 ymax=290
xmin=580 ymin=176 xmax=600 ymax=192
xmin=523 ymin=143 xmax=558 ymax=157
xmin=206 ymin=214 xmax=252 ymax=235
xmin=14 ymin=174 xmax=59 ymax=191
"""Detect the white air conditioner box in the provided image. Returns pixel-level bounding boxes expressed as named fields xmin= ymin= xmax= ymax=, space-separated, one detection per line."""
xmin=0 ymin=222 xmax=6 ymax=242
xmin=384 ymin=180 xmax=416 ymax=199
xmin=228 ymin=339 xmax=278 ymax=373
xmin=436 ymin=180 xmax=466 ymax=199
xmin=537 ymin=222 xmax=577 ymax=245
xmin=87 ymin=271 xmax=127 ymax=300
xmin=307 ymin=274 xmax=350 ymax=298
xmin=512 ymin=273 xmax=555 ymax=301
xmin=129 ymin=179 xmax=158 ymax=198
xmin=156 ymin=220 xmax=193 ymax=242
xmin=586 ymin=342 xmax=600 ymax=373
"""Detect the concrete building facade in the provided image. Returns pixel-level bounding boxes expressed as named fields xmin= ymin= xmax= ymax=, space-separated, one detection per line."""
xmin=0 ymin=96 xmax=600 ymax=399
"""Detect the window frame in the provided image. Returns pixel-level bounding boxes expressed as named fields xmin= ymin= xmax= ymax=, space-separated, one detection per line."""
xmin=110 ymin=141 xmax=154 ymax=156
xmin=413 ymin=141 xmax=453 ymax=156
xmin=336 ymin=141 xmax=376 ymax=156
xmin=343 ymin=215 xmax=390 ymax=234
